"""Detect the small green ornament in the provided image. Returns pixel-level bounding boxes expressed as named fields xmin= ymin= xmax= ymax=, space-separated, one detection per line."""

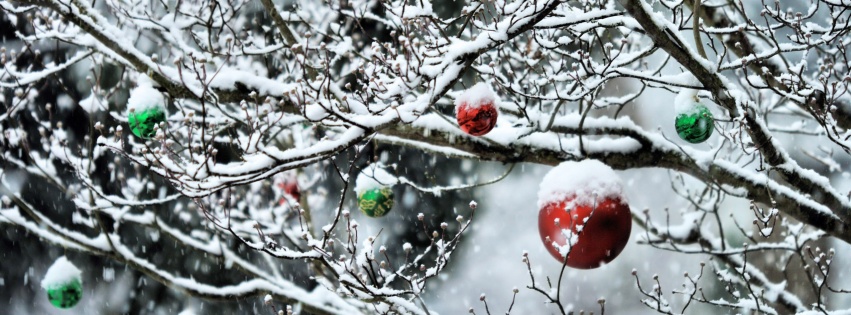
xmin=675 ymin=103 xmax=714 ymax=143
xmin=46 ymin=278 xmax=83 ymax=309
xmin=128 ymin=106 xmax=166 ymax=139
xmin=42 ymin=256 xmax=83 ymax=309
xmin=358 ymin=187 xmax=394 ymax=217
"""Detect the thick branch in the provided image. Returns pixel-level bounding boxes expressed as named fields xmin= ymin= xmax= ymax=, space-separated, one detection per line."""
xmin=258 ymin=0 xmax=319 ymax=80
xmin=686 ymin=1 xmax=851 ymax=129
xmin=27 ymin=0 xmax=268 ymax=103
xmin=619 ymin=0 xmax=851 ymax=227
xmin=379 ymin=121 xmax=851 ymax=244
xmin=258 ymin=0 xmax=298 ymax=47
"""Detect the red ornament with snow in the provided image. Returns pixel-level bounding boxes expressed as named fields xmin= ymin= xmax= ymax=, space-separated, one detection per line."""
xmin=275 ymin=174 xmax=301 ymax=205
xmin=537 ymin=160 xmax=632 ymax=269
xmin=455 ymin=82 xmax=499 ymax=136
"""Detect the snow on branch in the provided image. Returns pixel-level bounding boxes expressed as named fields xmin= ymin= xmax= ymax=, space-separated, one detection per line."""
xmin=5 ymin=0 xmax=851 ymax=313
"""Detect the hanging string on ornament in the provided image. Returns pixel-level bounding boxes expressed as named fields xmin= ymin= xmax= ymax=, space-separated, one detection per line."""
xmin=127 ymin=84 xmax=167 ymax=140
xmin=455 ymin=82 xmax=499 ymax=136
xmin=42 ymin=256 xmax=83 ymax=309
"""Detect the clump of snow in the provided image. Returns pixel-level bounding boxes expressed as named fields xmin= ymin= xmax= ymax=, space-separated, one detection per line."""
xmin=674 ymin=87 xmax=700 ymax=115
xmin=454 ymin=82 xmax=499 ymax=112
xmin=537 ymin=159 xmax=625 ymax=208
xmin=3 ymin=128 xmax=24 ymax=147
xmin=102 ymin=267 xmax=115 ymax=282
xmin=56 ymin=94 xmax=74 ymax=110
xmin=41 ymin=256 xmax=82 ymax=289
xmin=354 ymin=164 xmax=398 ymax=194
xmin=137 ymin=73 xmax=157 ymax=87
xmin=127 ymin=83 xmax=165 ymax=112
xmin=672 ymin=74 xmax=705 ymax=115
xmin=79 ymin=93 xmax=106 ymax=113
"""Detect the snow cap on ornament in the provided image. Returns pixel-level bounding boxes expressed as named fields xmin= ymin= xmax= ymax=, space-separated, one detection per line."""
xmin=42 ymin=256 xmax=83 ymax=309
xmin=537 ymin=160 xmax=632 ymax=269
xmin=127 ymin=75 xmax=167 ymax=140
xmin=455 ymin=82 xmax=499 ymax=136
xmin=537 ymin=159 xmax=626 ymax=209
xmin=355 ymin=165 xmax=398 ymax=217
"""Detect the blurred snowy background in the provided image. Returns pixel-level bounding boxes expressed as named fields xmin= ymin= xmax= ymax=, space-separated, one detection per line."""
xmin=5 ymin=0 xmax=851 ymax=314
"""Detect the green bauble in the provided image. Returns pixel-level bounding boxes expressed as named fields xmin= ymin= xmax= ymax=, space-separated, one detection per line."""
xmin=675 ymin=103 xmax=714 ymax=143
xmin=46 ymin=279 xmax=82 ymax=309
xmin=358 ymin=187 xmax=394 ymax=217
xmin=128 ymin=107 xmax=166 ymax=139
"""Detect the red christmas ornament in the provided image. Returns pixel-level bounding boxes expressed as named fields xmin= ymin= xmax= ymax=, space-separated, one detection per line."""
xmin=536 ymin=160 xmax=632 ymax=269
xmin=455 ymin=83 xmax=499 ymax=136
xmin=538 ymin=196 xmax=632 ymax=269
xmin=277 ymin=176 xmax=301 ymax=205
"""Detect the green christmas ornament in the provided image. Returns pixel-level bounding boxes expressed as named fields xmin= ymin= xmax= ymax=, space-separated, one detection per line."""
xmin=42 ymin=256 xmax=83 ymax=309
xmin=46 ymin=278 xmax=83 ymax=309
xmin=127 ymin=84 xmax=167 ymax=140
xmin=675 ymin=102 xmax=714 ymax=143
xmin=128 ymin=107 xmax=166 ymax=139
xmin=358 ymin=187 xmax=394 ymax=217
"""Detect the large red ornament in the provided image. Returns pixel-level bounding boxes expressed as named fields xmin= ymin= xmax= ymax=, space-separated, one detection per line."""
xmin=538 ymin=196 xmax=631 ymax=269
xmin=455 ymin=83 xmax=499 ymax=136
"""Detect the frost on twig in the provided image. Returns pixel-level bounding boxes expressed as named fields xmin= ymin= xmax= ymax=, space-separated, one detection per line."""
xmin=5 ymin=0 xmax=851 ymax=313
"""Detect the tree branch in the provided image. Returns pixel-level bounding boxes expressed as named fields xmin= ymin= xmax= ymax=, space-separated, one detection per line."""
xmin=685 ymin=1 xmax=851 ymax=130
xmin=619 ymin=0 xmax=851 ymax=230
xmin=378 ymin=117 xmax=851 ymax=244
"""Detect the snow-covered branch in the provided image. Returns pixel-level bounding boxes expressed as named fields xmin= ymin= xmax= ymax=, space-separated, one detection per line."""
xmin=5 ymin=0 xmax=851 ymax=313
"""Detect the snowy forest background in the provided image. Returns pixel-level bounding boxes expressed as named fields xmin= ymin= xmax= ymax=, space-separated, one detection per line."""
xmin=3 ymin=0 xmax=851 ymax=314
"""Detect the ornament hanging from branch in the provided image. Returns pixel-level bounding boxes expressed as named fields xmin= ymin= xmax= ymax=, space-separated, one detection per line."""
xmin=275 ymin=172 xmax=301 ymax=206
xmin=42 ymin=256 xmax=83 ymax=309
xmin=355 ymin=165 xmax=399 ymax=217
xmin=127 ymin=82 xmax=167 ymax=140
xmin=455 ymin=82 xmax=499 ymax=136
xmin=537 ymin=160 xmax=632 ymax=269
xmin=674 ymin=89 xmax=714 ymax=144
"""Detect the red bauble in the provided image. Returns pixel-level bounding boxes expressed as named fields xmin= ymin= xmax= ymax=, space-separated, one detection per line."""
xmin=278 ymin=179 xmax=301 ymax=205
xmin=455 ymin=83 xmax=499 ymax=136
xmin=538 ymin=196 xmax=631 ymax=269
xmin=456 ymin=103 xmax=498 ymax=136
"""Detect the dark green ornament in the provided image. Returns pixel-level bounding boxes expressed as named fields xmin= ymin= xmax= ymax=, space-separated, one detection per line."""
xmin=358 ymin=187 xmax=394 ymax=217
xmin=46 ymin=279 xmax=82 ymax=309
xmin=675 ymin=103 xmax=714 ymax=143
xmin=128 ymin=107 xmax=166 ymax=139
